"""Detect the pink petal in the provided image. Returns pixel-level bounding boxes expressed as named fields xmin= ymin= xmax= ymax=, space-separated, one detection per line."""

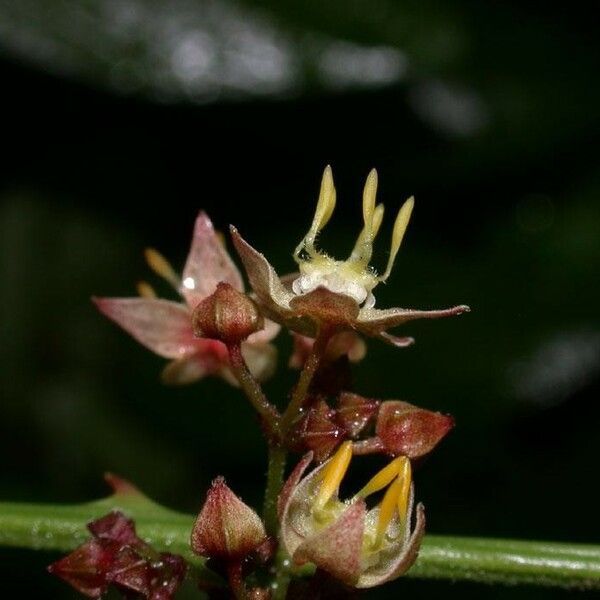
xmin=93 ymin=297 xmax=196 ymax=359
xmin=294 ymin=500 xmax=366 ymax=586
xmin=230 ymin=226 xmax=296 ymax=324
xmin=241 ymin=342 xmax=278 ymax=383
xmin=246 ymin=318 xmax=281 ymax=345
xmin=180 ymin=212 xmax=243 ymax=308
xmin=161 ymin=339 xmax=231 ymax=385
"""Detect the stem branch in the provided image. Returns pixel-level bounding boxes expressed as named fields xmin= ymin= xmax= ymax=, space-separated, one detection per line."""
xmin=228 ymin=343 xmax=280 ymax=439
xmin=2 ymin=500 xmax=600 ymax=589
xmin=263 ymin=445 xmax=287 ymax=536
xmin=280 ymin=329 xmax=331 ymax=434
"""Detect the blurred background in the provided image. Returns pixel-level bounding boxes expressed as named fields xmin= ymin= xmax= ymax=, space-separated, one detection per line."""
xmin=1 ymin=0 xmax=599 ymax=598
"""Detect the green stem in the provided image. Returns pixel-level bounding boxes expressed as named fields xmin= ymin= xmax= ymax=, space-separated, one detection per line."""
xmin=263 ymin=445 xmax=287 ymax=536
xmin=2 ymin=500 xmax=600 ymax=589
xmin=280 ymin=328 xmax=331 ymax=435
xmin=228 ymin=343 xmax=281 ymax=439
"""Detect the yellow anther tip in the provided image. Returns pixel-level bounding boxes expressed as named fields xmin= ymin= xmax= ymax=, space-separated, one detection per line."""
xmin=136 ymin=281 xmax=157 ymax=299
xmin=316 ymin=441 xmax=353 ymax=509
xmin=144 ymin=247 xmax=180 ymax=288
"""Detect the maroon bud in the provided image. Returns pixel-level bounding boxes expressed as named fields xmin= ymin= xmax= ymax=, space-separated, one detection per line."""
xmin=48 ymin=511 xmax=186 ymax=600
xmin=191 ymin=477 xmax=267 ymax=560
xmin=376 ymin=400 xmax=454 ymax=458
xmin=48 ymin=540 xmax=112 ymax=598
xmin=335 ymin=392 xmax=380 ymax=438
xmin=293 ymin=401 xmax=345 ymax=463
xmin=192 ymin=282 xmax=263 ymax=344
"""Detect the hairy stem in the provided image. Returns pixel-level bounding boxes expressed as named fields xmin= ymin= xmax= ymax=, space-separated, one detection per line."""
xmin=263 ymin=445 xmax=287 ymax=536
xmin=4 ymin=500 xmax=600 ymax=589
xmin=280 ymin=329 xmax=331 ymax=435
xmin=228 ymin=343 xmax=281 ymax=439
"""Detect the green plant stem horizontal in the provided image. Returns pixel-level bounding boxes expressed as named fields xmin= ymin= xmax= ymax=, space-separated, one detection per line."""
xmin=1 ymin=500 xmax=599 ymax=589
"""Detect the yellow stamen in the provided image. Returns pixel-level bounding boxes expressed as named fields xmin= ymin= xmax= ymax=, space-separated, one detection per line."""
xmin=136 ymin=281 xmax=157 ymax=298
xmin=315 ymin=441 xmax=352 ymax=510
xmin=356 ymin=456 xmax=404 ymax=498
xmin=379 ymin=196 xmax=414 ymax=282
xmin=295 ymin=166 xmax=336 ymax=259
xmin=396 ymin=457 xmax=412 ymax=524
xmin=374 ymin=476 xmax=402 ymax=547
xmin=144 ymin=248 xmax=180 ymax=289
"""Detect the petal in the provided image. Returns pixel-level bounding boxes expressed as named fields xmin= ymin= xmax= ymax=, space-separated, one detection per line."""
xmin=161 ymin=356 xmax=208 ymax=385
xmin=241 ymin=342 xmax=278 ymax=383
xmin=93 ymin=297 xmax=196 ymax=359
xmin=246 ymin=318 xmax=281 ymax=345
xmin=180 ymin=212 xmax=243 ymax=307
xmin=294 ymin=500 xmax=367 ymax=586
xmin=230 ymin=226 xmax=299 ymax=327
xmin=277 ymin=452 xmax=313 ymax=522
xmin=359 ymin=304 xmax=470 ymax=332
xmin=356 ymin=501 xmax=425 ymax=588
xmin=162 ymin=339 xmax=231 ymax=385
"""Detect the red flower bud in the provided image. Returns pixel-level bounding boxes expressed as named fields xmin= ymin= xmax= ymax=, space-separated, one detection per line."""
xmin=192 ymin=282 xmax=264 ymax=344
xmin=191 ymin=477 xmax=267 ymax=560
xmin=376 ymin=400 xmax=454 ymax=458
xmin=335 ymin=392 xmax=380 ymax=438
xmin=48 ymin=511 xmax=186 ymax=600
xmin=292 ymin=401 xmax=345 ymax=463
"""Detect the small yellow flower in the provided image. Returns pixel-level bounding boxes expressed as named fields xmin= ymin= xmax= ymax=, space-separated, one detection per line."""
xmin=231 ymin=167 xmax=469 ymax=346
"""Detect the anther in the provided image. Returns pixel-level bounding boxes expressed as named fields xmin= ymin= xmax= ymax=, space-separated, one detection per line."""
xmin=144 ymin=248 xmax=180 ymax=289
xmin=315 ymin=441 xmax=353 ymax=510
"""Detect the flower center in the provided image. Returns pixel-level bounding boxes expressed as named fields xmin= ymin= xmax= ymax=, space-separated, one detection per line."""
xmin=292 ymin=166 xmax=414 ymax=308
xmin=313 ymin=441 xmax=412 ymax=551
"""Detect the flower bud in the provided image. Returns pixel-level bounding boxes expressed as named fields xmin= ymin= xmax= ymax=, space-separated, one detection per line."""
xmin=192 ymin=282 xmax=264 ymax=344
xmin=335 ymin=392 xmax=380 ymax=438
xmin=376 ymin=400 xmax=454 ymax=458
xmin=191 ymin=477 xmax=267 ymax=560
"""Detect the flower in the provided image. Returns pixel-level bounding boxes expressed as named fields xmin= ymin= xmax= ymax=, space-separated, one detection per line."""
xmin=231 ymin=166 xmax=469 ymax=347
xmin=278 ymin=442 xmax=425 ymax=588
xmin=94 ymin=212 xmax=279 ymax=385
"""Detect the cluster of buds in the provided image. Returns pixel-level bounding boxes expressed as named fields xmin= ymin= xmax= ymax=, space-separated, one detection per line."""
xmin=48 ymin=511 xmax=186 ymax=599
xmin=53 ymin=166 xmax=471 ymax=598
xmin=290 ymin=394 xmax=454 ymax=463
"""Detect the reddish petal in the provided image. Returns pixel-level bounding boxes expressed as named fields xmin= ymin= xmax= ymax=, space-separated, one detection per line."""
xmin=181 ymin=212 xmax=243 ymax=307
xmin=294 ymin=500 xmax=366 ymax=586
xmin=93 ymin=297 xmax=196 ymax=359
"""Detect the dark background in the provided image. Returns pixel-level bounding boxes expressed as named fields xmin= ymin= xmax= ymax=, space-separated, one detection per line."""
xmin=1 ymin=1 xmax=599 ymax=598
